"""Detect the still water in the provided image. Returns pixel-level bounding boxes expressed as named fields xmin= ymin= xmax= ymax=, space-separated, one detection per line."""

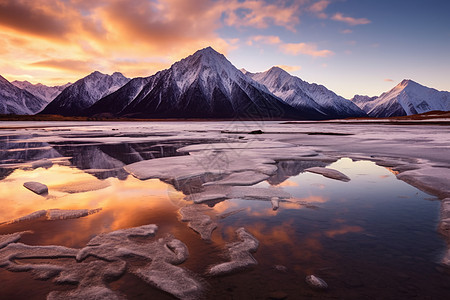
xmin=0 ymin=137 xmax=449 ymax=299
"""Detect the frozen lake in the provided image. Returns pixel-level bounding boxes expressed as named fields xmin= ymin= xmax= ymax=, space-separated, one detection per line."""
xmin=0 ymin=121 xmax=449 ymax=299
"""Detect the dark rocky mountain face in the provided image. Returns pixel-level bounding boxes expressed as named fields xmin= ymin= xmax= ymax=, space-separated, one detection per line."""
xmin=88 ymin=47 xmax=327 ymax=120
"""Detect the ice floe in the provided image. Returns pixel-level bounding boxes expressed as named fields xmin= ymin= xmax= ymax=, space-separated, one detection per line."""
xmin=23 ymin=181 xmax=48 ymax=194
xmin=0 ymin=231 xmax=32 ymax=249
xmin=47 ymin=260 xmax=127 ymax=300
xmin=202 ymin=171 xmax=269 ymax=186
xmin=179 ymin=205 xmax=217 ymax=240
xmin=187 ymin=186 xmax=291 ymax=204
xmin=397 ymin=167 xmax=450 ymax=198
xmin=31 ymin=158 xmax=53 ymax=169
xmin=51 ymin=179 xmax=110 ymax=193
xmin=0 ymin=224 xmax=204 ymax=300
xmin=305 ymin=167 xmax=351 ymax=182
xmin=305 ymin=275 xmax=328 ymax=290
xmin=208 ymin=228 xmax=259 ymax=276
xmin=2 ymin=208 xmax=102 ymax=225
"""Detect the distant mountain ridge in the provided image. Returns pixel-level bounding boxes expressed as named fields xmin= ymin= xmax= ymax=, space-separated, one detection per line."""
xmin=40 ymin=71 xmax=129 ymax=116
xmin=1 ymin=47 xmax=448 ymax=119
xmin=351 ymin=80 xmax=450 ymax=117
xmin=0 ymin=75 xmax=47 ymax=115
xmin=11 ymin=81 xmax=71 ymax=103
xmin=247 ymin=67 xmax=366 ymax=118
xmin=86 ymin=47 xmax=324 ymax=119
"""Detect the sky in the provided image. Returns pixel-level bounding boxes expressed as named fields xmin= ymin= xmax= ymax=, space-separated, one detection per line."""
xmin=0 ymin=0 xmax=449 ymax=98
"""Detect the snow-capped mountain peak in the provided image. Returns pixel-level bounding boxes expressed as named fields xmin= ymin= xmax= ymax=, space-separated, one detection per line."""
xmin=11 ymin=80 xmax=71 ymax=102
xmin=352 ymin=79 xmax=450 ymax=117
xmin=0 ymin=75 xmax=47 ymax=115
xmin=40 ymin=71 xmax=130 ymax=116
xmin=248 ymin=67 xmax=366 ymax=118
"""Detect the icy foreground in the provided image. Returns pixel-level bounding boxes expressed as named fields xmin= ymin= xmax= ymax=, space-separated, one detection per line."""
xmin=0 ymin=120 xmax=449 ymax=298
xmin=0 ymin=224 xmax=204 ymax=300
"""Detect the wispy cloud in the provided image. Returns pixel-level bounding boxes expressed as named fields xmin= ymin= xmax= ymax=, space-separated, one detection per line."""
xmin=249 ymin=35 xmax=282 ymax=45
xmin=384 ymin=78 xmax=394 ymax=82
xmin=280 ymin=42 xmax=334 ymax=57
xmin=340 ymin=29 xmax=353 ymax=34
xmin=276 ymin=65 xmax=302 ymax=72
xmin=331 ymin=12 xmax=371 ymax=26
xmin=308 ymin=0 xmax=331 ymax=19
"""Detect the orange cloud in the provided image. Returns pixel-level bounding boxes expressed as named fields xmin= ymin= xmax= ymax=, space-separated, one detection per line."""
xmin=29 ymin=59 xmax=94 ymax=73
xmin=0 ymin=0 xmax=338 ymax=85
xmin=331 ymin=12 xmax=371 ymax=26
xmin=384 ymin=78 xmax=394 ymax=82
xmin=221 ymin=0 xmax=303 ymax=31
xmin=308 ymin=0 xmax=330 ymax=19
xmin=280 ymin=42 xmax=334 ymax=57
xmin=250 ymin=35 xmax=282 ymax=45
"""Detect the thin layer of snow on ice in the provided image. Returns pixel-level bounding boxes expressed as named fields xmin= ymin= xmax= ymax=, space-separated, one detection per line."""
xmin=187 ymin=185 xmax=291 ymax=204
xmin=203 ymin=171 xmax=269 ymax=186
xmin=51 ymin=179 xmax=110 ymax=193
xmin=397 ymin=167 xmax=450 ymax=198
xmin=179 ymin=205 xmax=217 ymax=240
xmin=208 ymin=228 xmax=259 ymax=276
xmin=305 ymin=167 xmax=351 ymax=182
xmin=0 ymin=231 xmax=32 ymax=249
xmin=2 ymin=208 xmax=102 ymax=225
xmin=305 ymin=275 xmax=328 ymax=290
xmin=23 ymin=181 xmax=48 ymax=194
xmin=47 ymin=260 xmax=127 ymax=300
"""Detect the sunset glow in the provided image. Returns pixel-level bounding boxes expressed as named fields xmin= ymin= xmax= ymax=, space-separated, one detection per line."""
xmin=1 ymin=0 xmax=448 ymax=98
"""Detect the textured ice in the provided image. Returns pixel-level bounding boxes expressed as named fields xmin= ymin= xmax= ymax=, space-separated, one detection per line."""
xmin=3 ymin=208 xmax=102 ymax=225
xmin=47 ymin=260 xmax=127 ymax=300
xmin=46 ymin=208 xmax=102 ymax=220
xmin=0 ymin=231 xmax=32 ymax=249
xmin=271 ymin=197 xmax=280 ymax=210
xmin=0 ymin=242 xmax=78 ymax=272
xmin=208 ymin=228 xmax=259 ymax=276
xmin=124 ymin=153 xmax=278 ymax=182
xmin=52 ymin=179 xmax=110 ymax=193
xmin=203 ymin=171 xmax=269 ymax=186
xmin=188 ymin=186 xmax=291 ymax=204
xmin=179 ymin=205 xmax=217 ymax=240
xmin=305 ymin=275 xmax=328 ymax=290
xmin=439 ymin=198 xmax=450 ymax=238
xmin=305 ymin=167 xmax=351 ymax=182
xmin=0 ymin=224 xmax=203 ymax=300
xmin=31 ymin=158 xmax=53 ymax=169
xmin=397 ymin=167 xmax=450 ymax=198
xmin=23 ymin=181 xmax=48 ymax=194
xmin=177 ymin=141 xmax=295 ymax=152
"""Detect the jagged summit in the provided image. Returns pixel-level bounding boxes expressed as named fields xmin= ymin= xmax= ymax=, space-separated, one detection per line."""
xmin=87 ymin=47 xmax=322 ymax=119
xmin=352 ymin=79 xmax=450 ymax=117
xmin=11 ymin=80 xmax=71 ymax=102
xmin=40 ymin=71 xmax=129 ymax=116
xmin=0 ymin=75 xmax=47 ymax=115
xmin=248 ymin=67 xmax=366 ymax=118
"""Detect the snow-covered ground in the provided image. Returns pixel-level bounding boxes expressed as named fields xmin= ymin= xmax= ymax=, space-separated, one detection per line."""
xmin=0 ymin=120 xmax=449 ymax=299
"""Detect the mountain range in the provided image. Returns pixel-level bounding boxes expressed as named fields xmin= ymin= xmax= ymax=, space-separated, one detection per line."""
xmin=351 ymin=79 xmax=450 ymax=117
xmin=0 ymin=47 xmax=448 ymax=119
